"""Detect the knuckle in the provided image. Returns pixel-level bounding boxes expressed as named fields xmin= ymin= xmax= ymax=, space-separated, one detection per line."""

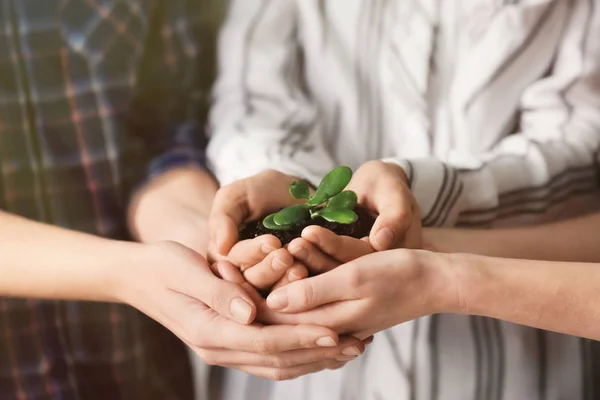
xmin=209 ymin=287 xmax=227 ymax=312
xmin=344 ymin=267 xmax=363 ymax=290
xmin=266 ymin=355 xmax=289 ymax=369
xmin=188 ymin=328 xmax=210 ymax=349
xmin=253 ymin=338 xmax=274 ymax=355
xmin=198 ymin=351 xmax=218 ymax=366
xmin=268 ymin=369 xmax=290 ymax=382
xmin=297 ymin=284 xmax=316 ymax=308
xmin=215 ymin=184 xmax=234 ymax=202
xmin=291 ymin=325 xmax=314 ymax=349
xmin=394 ymin=208 xmax=412 ymax=224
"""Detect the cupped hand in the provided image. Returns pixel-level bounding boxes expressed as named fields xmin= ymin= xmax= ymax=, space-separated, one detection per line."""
xmin=346 ymin=160 xmax=421 ymax=251
xmin=116 ymin=241 xmax=366 ymax=381
xmin=208 ymin=170 xmax=310 ymax=289
xmin=286 ymin=161 xmax=422 ymax=276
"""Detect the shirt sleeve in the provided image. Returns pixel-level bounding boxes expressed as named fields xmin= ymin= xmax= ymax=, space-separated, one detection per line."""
xmin=130 ymin=0 xmax=226 ymax=181
xmin=385 ymin=1 xmax=600 ymax=228
xmin=207 ymin=0 xmax=336 ymax=186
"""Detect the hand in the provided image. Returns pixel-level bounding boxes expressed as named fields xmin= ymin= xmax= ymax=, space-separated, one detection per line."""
xmin=115 ymin=241 xmax=366 ymax=380
xmin=208 ymin=170 xmax=307 ymax=289
xmin=290 ymin=160 xmax=420 ymax=275
xmin=259 ymin=249 xmax=458 ymax=339
xmin=287 ymin=226 xmax=374 ymax=275
xmin=346 ymin=160 xmax=421 ymax=251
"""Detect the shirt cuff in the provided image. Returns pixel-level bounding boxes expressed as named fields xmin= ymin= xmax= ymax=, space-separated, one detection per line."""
xmin=146 ymin=121 xmax=208 ymax=180
xmin=147 ymin=147 xmax=207 ymax=180
xmin=381 ymin=157 xmax=464 ymax=227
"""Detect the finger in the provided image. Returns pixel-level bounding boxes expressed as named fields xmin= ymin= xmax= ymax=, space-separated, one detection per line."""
xmin=301 ymin=226 xmax=374 ymax=263
xmin=227 ymin=236 xmax=282 ymax=270
xmin=209 ymin=184 xmax=249 ymax=256
xmin=207 ymin=240 xmax=225 ymax=264
xmin=260 ymin=299 xmax=360 ymax=334
xmin=271 ymin=263 xmax=309 ymax=291
xmin=266 ymin=267 xmax=352 ymax=312
xmin=288 ymin=238 xmax=339 ymax=274
xmin=215 ymin=262 xmax=266 ymax=307
xmin=180 ymin=255 xmax=257 ymax=325
xmin=209 ymin=171 xmax=300 ymax=256
xmin=368 ymin=185 xmax=415 ymax=251
xmin=223 ymin=359 xmax=343 ymax=381
xmin=213 ymin=261 xmax=245 ymax=284
xmin=243 ymin=248 xmax=294 ymax=290
xmin=212 ymin=322 xmax=341 ymax=354
xmin=198 ymin=335 xmax=365 ymax=368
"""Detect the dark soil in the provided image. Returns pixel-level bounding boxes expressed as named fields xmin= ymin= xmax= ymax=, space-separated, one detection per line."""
xmin=239 ymin=205 xmax=376 ymax=246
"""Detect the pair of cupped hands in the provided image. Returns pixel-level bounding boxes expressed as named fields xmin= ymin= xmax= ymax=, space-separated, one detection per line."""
xmin=125 ymin=161 xmax=455 ymax=381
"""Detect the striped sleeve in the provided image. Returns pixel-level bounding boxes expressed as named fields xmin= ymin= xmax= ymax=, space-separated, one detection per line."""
xmin=207 ymin=0 xmax=336 ymax=186
xmin=387 ymin=1 xmax=600 ymax=227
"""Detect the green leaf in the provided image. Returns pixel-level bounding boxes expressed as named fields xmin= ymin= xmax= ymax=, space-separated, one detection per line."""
xmin=326 ymin=190 xmax=358 ymax=210
xmin=312 ymin=208 xmax=358 ymax=224
xmin=273 ymin=204 xmax=310 ymax=226
xmin=289 ymin=180 xmax=311 ymax=200
xmin=308 ymin=166 xmax=353 ymax=206
xmin=263 ymin=213 xmax=293 ymax=231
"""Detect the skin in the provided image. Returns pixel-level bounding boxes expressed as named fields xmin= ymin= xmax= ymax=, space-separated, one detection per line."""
xmin=208 ymin=161 xmax=421 ymax=289
xmin=0 ymin=168 xmax=367 ymax=382
xmin=237 ymin=212 xmax=600 ymax=342
xmin=129 ymin=167 xmax=370 ymax=379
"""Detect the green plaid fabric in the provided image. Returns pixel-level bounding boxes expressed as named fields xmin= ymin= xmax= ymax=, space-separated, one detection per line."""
xmin=0 ymin=1 xmax=224 ymax=398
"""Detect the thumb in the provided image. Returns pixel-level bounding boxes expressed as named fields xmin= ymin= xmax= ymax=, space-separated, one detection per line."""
xmin=209 ymin=184 xmax=249 ymax=256
xmin=368 ymin=187 xmax=414 ymax=251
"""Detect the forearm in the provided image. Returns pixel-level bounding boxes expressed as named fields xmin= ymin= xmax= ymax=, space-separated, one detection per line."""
xmin=128 ymin=167 xmax=218 ymax=254
xmin=0 ymin=211 xmax=141 ymax=302
xmin=452 ymin=253 xmax=600 ymax=340
xmin=425 ymin=212 xmax=600 ymax=262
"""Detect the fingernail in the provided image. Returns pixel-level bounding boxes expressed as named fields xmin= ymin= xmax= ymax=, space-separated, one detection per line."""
xmin=301 ymin=227 xmax=320 ymax=244
xmin=316 ymin=337 xmax=337 ymax=347
xmin=262 ymin=243 xmax=277 ymax=254
xmin=374 ymin=228 xmax=395 ymax=250
xmin=230 ymin=297 xmax=253 ymax=324
xmin=292 ymin=246 xmax=309 ymax=260
xmin=266 ymin=290 xmax=288 ymax=310
xmin=341 ymin=347 xmax=362 ymax=356
xmin=273 ymin=257 xmax=291 ymax=271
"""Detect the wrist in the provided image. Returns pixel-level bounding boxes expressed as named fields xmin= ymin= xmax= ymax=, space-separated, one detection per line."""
xmin=53 ymin=239 xmax=149 ymax=303
xmin=444 ymin=252 xmax=490 ymax=315
xmin=129 ymin=167 xmax=217 ymax=242
xmin=420 ymin=250 xmax=465 ymax=315
xmin=108 ymin=241 xmax=158 ymax=304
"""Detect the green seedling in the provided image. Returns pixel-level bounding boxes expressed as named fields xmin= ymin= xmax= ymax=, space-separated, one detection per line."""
xmin=263 ymin=166 xmax=359 ymax=231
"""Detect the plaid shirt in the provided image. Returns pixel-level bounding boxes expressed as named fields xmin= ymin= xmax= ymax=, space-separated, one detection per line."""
xmin=0 ymin=0 xmax=223 ymax=399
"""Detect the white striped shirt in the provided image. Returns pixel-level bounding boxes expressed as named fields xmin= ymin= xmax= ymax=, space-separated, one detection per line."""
xmin=208 ymin=0 xmax=600 ymax=399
